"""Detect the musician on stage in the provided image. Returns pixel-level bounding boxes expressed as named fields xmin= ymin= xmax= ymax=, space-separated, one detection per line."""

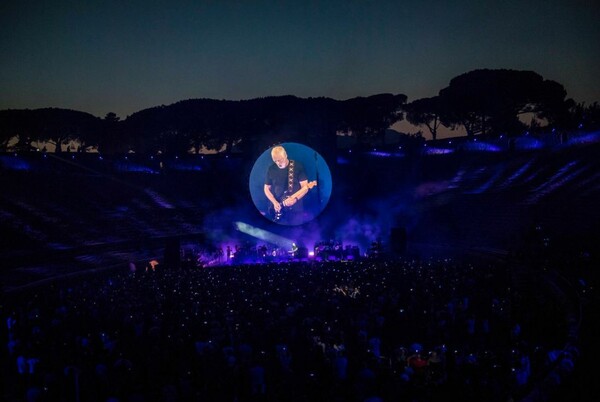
xmin=289 ymin=242 xmax=299 ymax=258
xmin=264 ymin=145 xmax=310 ymax=225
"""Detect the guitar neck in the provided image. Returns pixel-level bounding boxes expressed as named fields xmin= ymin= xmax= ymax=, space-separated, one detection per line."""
xmin=287 ymin=181 xmax=317 ymax=200
xmin=289 ymin=187 xmax=308 ymax=200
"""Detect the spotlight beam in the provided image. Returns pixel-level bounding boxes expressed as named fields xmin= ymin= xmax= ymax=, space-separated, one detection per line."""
xmin=234 ymin=222 xmax=294 ymax=247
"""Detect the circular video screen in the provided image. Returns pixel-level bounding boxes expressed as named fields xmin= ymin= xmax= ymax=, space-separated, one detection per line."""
xmin=249 ymin=142 xmax=332 ymax=225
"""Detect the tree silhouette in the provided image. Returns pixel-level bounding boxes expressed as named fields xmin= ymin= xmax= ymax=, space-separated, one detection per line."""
xmin=405 ymin=97 xmax=443 ymax=140
xmin=0 ymin=108 xmax=101 ymax=152
xmin=581 ymin=102 xmax=600 ymax=130
xmin=94 ymin=112 xmax=127 ymax=153
xmin=0 ymin=110 xmax=26 ymax=152
xmin=121 ymin=95 xmax=400 ymax=155
xmin=2 ymin=70 xmax=588 ymax=154
xmin=437 ymin=69 xmax=572 ymax=137
xmin=337 ymin=94 xmax=407 ymax=145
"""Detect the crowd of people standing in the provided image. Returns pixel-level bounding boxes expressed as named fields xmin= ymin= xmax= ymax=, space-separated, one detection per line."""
xmin=2 ymin=258 xmax=574 ymax=402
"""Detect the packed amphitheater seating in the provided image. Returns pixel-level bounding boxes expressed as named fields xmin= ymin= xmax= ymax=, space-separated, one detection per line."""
xmin=1 ymin=131 xmax=599 ymax=401
xmin=1 ymin=258 xmax=579 ymax=402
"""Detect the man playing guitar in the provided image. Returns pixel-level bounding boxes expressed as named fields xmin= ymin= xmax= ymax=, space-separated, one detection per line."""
xmin=264 ymin=145 xmax=316 ymax=224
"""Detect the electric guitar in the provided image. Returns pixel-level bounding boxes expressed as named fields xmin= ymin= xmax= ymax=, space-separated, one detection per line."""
xmin=268 ymin=181 xmax=317 ymax=222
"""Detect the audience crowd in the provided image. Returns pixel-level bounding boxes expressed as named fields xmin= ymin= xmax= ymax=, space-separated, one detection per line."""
xmin=2 ymin=258 xmax=576 ymax=402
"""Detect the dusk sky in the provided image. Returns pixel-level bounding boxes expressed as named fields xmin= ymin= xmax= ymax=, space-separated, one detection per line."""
xmin=1 ymin=0 xmax=599 ymax=120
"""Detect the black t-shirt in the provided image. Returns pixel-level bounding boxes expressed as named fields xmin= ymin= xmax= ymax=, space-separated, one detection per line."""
xmin=265 ymin=160 xmax=308 ymax=224
xmin=264 ymin=160 xmax=307 ymax=200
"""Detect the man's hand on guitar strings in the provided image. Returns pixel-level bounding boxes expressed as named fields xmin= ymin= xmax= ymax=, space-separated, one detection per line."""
xmin=283 ymin=197 xmax=297 ymax=207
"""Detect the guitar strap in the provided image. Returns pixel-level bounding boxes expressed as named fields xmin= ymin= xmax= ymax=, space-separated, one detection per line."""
xmin=287 ymin=160 xmax=295 ymax=194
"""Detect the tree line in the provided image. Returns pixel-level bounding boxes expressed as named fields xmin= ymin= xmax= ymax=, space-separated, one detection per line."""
xmin=1 ymin=69 xmax=598 ymax=154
